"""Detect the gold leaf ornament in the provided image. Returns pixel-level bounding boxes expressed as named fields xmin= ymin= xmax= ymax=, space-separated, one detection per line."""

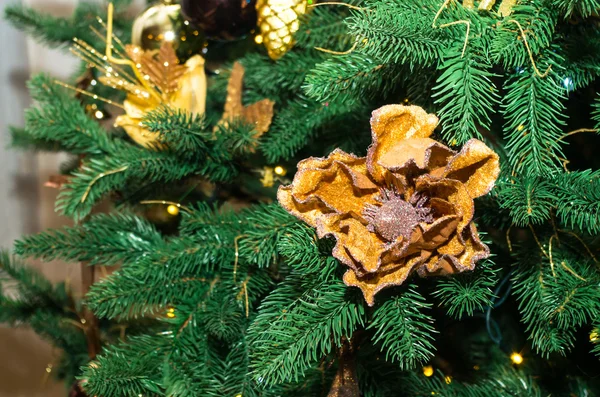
xmin=218 ymin=62 xmax=275 ymax=142
xmin=256 ymin=0 xmax=308 ymax=60
xmin=278 ymin=105 xmax=500 ymax=306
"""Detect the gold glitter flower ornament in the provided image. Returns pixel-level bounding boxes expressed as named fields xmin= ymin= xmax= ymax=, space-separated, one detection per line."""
xmin=278 ymin=105 xmax=500 ymax=306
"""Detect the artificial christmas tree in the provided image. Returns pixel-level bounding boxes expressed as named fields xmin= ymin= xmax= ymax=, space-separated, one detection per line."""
xmin=3 ymin=0 xmax=600 ymax=395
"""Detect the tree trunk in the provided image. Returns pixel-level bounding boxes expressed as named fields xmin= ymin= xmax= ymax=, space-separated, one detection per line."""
xmin=81 ymin=262 xmax=101 ymax=359
xmin=327 ymin=339 xmax=360 ymax=397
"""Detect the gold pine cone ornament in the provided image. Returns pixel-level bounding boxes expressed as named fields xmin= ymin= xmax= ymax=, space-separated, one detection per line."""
xmin=256 ymin=0 xmax=308 ymax=60
xmin=278 ymin=105 xmax=500 ymax=306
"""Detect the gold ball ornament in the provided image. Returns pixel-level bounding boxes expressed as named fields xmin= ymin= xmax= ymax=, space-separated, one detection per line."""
xmin=132 ymin=0 xmax=182 ymax=51
xmin=256 ymin=0 xmax=308 ymax=60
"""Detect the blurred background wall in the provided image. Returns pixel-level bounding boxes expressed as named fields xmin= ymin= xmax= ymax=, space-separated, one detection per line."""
xmin=0 ymin=1 xmax=142 ymax=395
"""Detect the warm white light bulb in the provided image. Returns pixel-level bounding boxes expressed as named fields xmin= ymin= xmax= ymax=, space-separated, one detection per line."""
xmin=164 ymin=30 xmax=176 ymax=42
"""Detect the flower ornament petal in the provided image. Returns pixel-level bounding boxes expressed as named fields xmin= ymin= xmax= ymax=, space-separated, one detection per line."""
xmin=441 ymin=139 xmax=500 ymax=198
xmin=343 ymin=255 xmax=426 ymax=306
xmin=416 ymin=177 xmax=474 ymax=234
xmin=278 ymin=104 xmax=500 ymax=306
xmin=333 ymin=217 xmax=387 ymax=273
xmin=171 ymin=55 xmax=207 ymax=116
xmin=115 ymin=96 xmax=162 ymax=148
xmin=367 ymin=105 xmax=439 ymax=184
xmin=416 ymin=223 xmax=489 ymax=277
xmin=277 ymin=149 xmax=379 ymax=228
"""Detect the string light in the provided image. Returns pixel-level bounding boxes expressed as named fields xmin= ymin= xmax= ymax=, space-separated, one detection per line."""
xmin=166 ymin=307 xmax=176 ymax=318
xmin=590 ymin=330 xmax=599 ymax=342
xmin=422 ymin=365 xmax=434 ymax=377
xmin=94 ymin=110 xmax=105 ymax=119
xmin=167 ymin=204 xmax=180 ymax=216
xmin=274 ymin=165 xmax=287 ymax=176
xmin=562 ymin=76 xmax=574 ymax=91
xmin=163 ymin=30 xmax=176 ymax=42
xmin=45 ymin=364 xmax=53 ymax=373
xmin=444 ymin=376 xmax=452 ymax=384
xmin=510 ymin=352 xmax=524 ymax=365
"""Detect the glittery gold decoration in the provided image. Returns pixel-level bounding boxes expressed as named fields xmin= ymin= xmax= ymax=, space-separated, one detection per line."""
xmin=112 ymin=43 xmax=206 ymax=148
xmin=69 ymin=4 xmax=206 ymax=149
xmin=278 ymin=105 xmax=500 ymax=306
xmin=498 ymin=0 xmax=517 ymax=16
xmin=217 ymin=62 xmax=275 ymax=145
xmin=468 ymin=0 xmax=516 ymax=15
xmin=258 ymin=165 xmax=289 ymax=187
xmin=256 ymin=0 xmax=308 ymax=60
xmin=260 ymin=167 xmax=275 ymax=187
xmin=132 ymin=0 xmax=182 ymax=51
xmin=477 ymin=0 xmax=495 ymax=10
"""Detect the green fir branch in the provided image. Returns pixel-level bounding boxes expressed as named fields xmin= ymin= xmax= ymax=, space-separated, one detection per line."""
xmin=24 ymin=74 xmax=116 ymax=155
xmin=55 ymin=145 xmax=234 ymax=221
xmin=248 ymin=271 xmax=366 ymax=386
xmin=502 ymin=55 xmax=567 ymax=176
xmin=553 ymin=170 xmax=600 ymax=234
xmin=5 ymin=2 xmax=133 ymax=49
xmin=433 ymin=41 xmax=500 ymax=144
xmin=496 ymin=175 xmax=555 ymax=227
xmin=81 ymin=334 xmax=168 ymax=397
xmin=240 ymin=51 xmax=326 ymax=100
xmin=86 ymin=266 xmax=214 ymax=319
xmin=512 ymin=242 xmax=600 ymax=357
xmin=551 ymin=0 xmax=600 ymax=18
xmin=261 ymin=95 xmax=362 ymax=162
xmin=368 ymin=286 xmax=436 ymax=369
xmin=433 ymin=259 xmax=499 ymax=319
xmin=296 ymin=7 xmax=354 ymax=52
xmin=491 ymin=2 xmax=557 ymax=69
xmin=346 ymin=1 xmax=447 ymax=69
xmin=304 ymin=52 xmax=400 ymax=103
xmin=15 ymin=212 xmax=163 ymax=266
xmin=239 ymin=203 xmax=301 ymax=268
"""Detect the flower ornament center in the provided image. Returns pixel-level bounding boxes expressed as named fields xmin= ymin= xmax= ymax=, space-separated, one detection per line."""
xmin=364 ymin=191 xmax=434 ymax=242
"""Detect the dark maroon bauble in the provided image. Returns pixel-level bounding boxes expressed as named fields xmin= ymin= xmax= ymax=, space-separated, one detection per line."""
xmin=180 ymin=0 xmax=257 ymax=41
